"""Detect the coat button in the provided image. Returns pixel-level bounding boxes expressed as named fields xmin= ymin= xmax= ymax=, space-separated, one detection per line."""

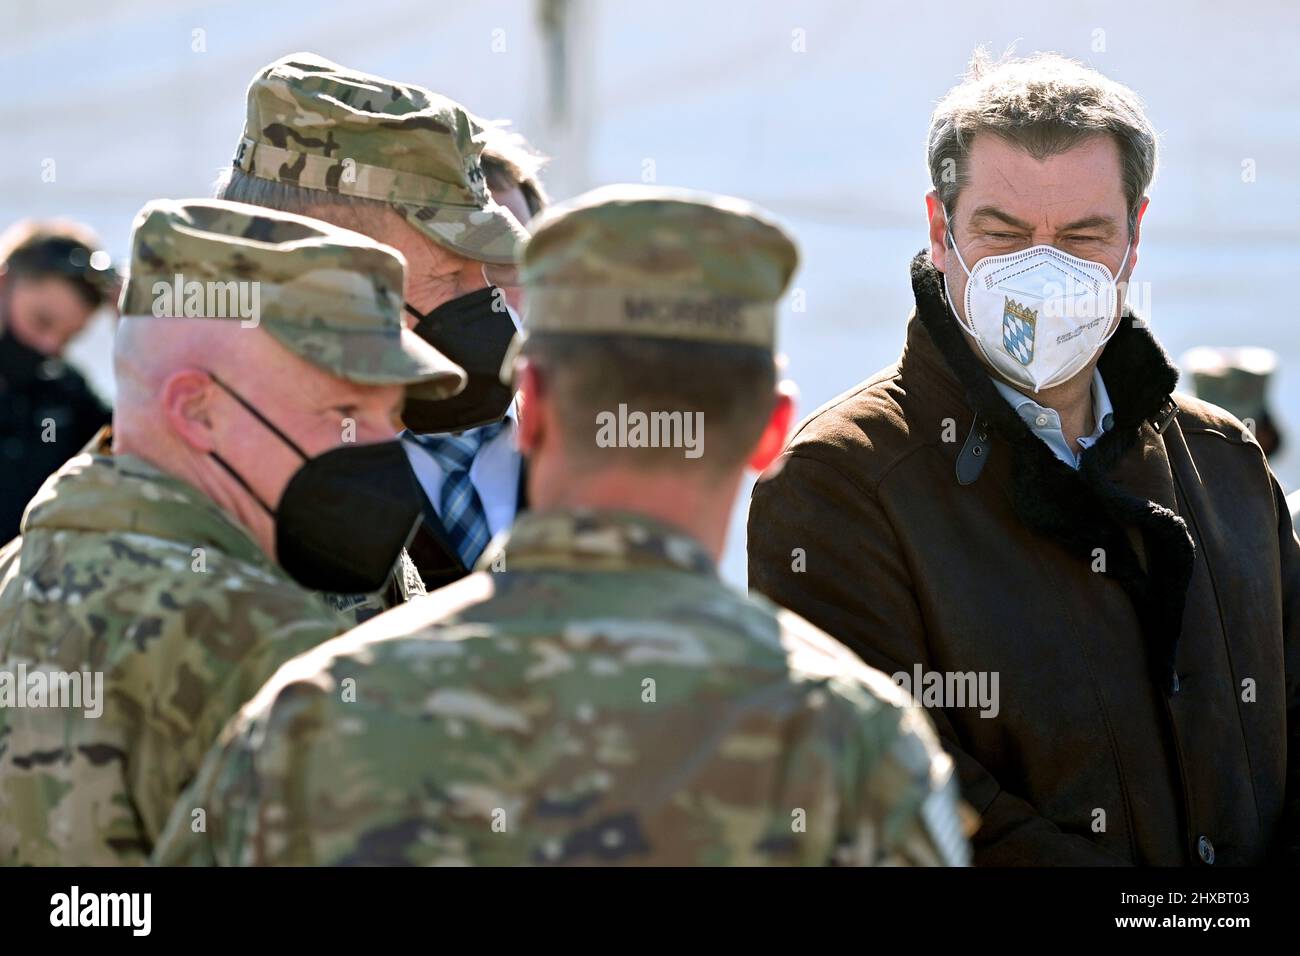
xmin=1197 ymin=835 xmax=1215 ymax=865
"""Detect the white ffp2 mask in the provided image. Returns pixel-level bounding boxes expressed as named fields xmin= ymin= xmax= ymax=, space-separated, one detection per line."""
xmin=943 ymin=223 xmax=1130 ymax=393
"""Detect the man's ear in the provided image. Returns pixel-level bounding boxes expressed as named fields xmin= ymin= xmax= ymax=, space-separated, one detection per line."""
xmin=748 ymin=383 xmax=796 ymax=473
xmin=515 ymin=359 xmax=547 ymax=457
xmin=160 ymin=369 xmax=218 ymax=453
xmin=1126 ymin=196 xmax=1149 ymax=279
xmin=925 ymin=190 xmax=949 ymax=273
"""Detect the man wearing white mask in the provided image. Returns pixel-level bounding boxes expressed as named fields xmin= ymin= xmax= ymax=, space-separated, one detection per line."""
xmin=749 ymin=50 xmax=1300 ymax=866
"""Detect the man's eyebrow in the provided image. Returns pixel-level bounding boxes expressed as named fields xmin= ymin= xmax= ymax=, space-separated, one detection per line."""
xmin=967 ymin=206 xmax=1035 ymax=231
xmin=1057 ymin=215 xmax=1120 ymax=233
xmin=967 ymin=207 xmax=1121 ymax=234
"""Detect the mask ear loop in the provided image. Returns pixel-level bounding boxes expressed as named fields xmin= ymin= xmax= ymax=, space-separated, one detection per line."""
xmin=939 ymin=210 xmax=984 ymax=346
xmin=1093 ymin=236 xmax=1135 ymax=353
xmin=943 ymin=207 xmax=975 ymax=277
xmin=209 ymin=450 xmax=277 ymax=517
xmin=205 ymin=371 xmax=310 ymax=517
xmin=482 ymin=264 xmax=524 ymax=334
xmin=941 ymin=218 xmax=1021 ymax=393
xmin=207 ymin=372 xmax=309 ymax=459
xmin=406 ymin=270 xmax=503 ymax=325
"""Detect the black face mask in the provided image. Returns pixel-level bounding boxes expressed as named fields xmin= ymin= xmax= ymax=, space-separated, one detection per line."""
xmin=206 ymin=374 xmax=422 ymax=595
xmin=402 ymin=286 xmax=517 ymax=433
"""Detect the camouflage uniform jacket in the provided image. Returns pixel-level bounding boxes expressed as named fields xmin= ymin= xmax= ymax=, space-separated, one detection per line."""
xmin=0 ymin=449 xmax=349 ymax=864
xmin=154 ymin=509 xmax=970 ymax=866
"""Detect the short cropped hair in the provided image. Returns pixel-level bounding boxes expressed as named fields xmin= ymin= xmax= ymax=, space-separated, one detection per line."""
xmin=522 ymin=333 xmax=775 ymax=472
xmin=213 ymin=167 xmax=394 ymax=237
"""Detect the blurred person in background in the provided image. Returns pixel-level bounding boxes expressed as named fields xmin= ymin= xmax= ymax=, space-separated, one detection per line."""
xmin=0 ymin=220 xmax=116 ymax=541
xmin=1182 ymin=347 xmax=1284 ymax=460
xmin=1180 ymin=348 xmax=1300 ymax=532
xmin=476 ymin=117 xmax=549 ymax=309
xmin=216 ymin=53 xmax=537 ymax=594
xmin=481 ymin=121 xmax=550 ymax=225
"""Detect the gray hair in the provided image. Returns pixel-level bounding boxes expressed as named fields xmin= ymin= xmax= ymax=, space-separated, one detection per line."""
xmin=212 ymin=167 xmax=393 ymax=234
xmin=927 ymin=49 xmax=1157 ymax=233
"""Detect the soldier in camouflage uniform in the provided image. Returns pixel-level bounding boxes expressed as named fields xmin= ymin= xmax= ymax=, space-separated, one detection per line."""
xmin=0 ymin=198 xmax=463 ymax=864
xmin=154 ymin=186 xmax=971 ymax=867
xmin=216 ymin=53 xmax=535 ymax=594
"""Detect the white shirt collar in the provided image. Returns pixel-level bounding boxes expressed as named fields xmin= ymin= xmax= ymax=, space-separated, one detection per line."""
xmin=991 ymin=369 xmax=1114 ymax=467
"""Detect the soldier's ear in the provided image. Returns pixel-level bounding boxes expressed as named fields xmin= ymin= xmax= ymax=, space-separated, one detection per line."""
xmin=515 ymin=359 xmax=547 ymax=456
xmin=748 ymin=383 xmax=795 ymax=473
xmin=160 ymin=368 xmax=218 ymax=452
xmin=1123 ymin=196 xmax=1149 ymax=281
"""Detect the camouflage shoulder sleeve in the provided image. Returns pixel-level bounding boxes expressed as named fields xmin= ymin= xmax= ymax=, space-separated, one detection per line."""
xmin=773 ymin=607 xmax=973 ymax=867
xmin=840 ymin=700 xmax=972 ymax=867
xmin=135 ymin=581 xmax=347 ymax=848
xmin=155 ymin=573 xmax=500 ymax=866
xmin=152 ymin=632 xmax=356 ymax=866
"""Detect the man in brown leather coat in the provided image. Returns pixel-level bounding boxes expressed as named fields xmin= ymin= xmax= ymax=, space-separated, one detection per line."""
xmin=748 ymin=50 xmax=1300 ymax=866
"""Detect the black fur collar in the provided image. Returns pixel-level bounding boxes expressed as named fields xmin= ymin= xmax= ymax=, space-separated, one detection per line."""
xmin=908 ymin=250 xmax=1194 ymax=694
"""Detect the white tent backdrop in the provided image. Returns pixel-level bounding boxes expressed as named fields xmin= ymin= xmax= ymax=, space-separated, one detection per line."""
xmin=3 ymin=0 xmax=1297 ymax=585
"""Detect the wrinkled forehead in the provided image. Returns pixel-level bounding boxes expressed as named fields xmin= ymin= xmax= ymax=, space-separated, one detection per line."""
xmin=957 ymin=132 xmax=1129 ymax=223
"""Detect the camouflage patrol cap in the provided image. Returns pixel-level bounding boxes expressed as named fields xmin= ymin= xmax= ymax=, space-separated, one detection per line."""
xmin=118 ymin=198 xmax=466 ymax=399
xmin=518 ymin=184 xmax=799 ymax=349
xmin=234 ymin=53 xmax=528 ymax=266
xmin=1182 ymin=346 xmax=1277 ymax=423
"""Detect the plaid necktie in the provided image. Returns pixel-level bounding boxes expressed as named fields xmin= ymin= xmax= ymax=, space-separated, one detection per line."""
xmin=411 ymin=421 xmax=507 ymax=569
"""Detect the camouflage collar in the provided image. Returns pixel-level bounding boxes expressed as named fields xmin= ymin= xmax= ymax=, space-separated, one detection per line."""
xmin=22 ymin=446 xmax=276 ymax=573
xmin=479 ymin=509 xmax=718 ymax=576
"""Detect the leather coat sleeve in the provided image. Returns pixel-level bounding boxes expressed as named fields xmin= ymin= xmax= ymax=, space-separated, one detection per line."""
xmin=1272 ymin=474 xmax=1300 ymax=865
xmin=747 ymin=451 xmax=1128 ymax=865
